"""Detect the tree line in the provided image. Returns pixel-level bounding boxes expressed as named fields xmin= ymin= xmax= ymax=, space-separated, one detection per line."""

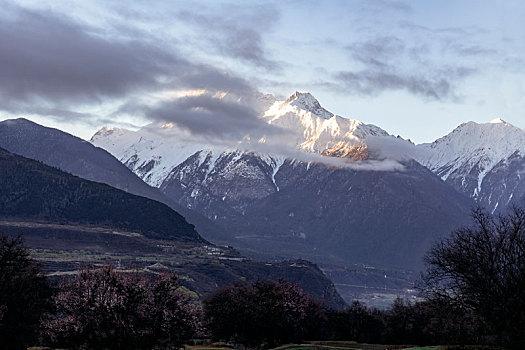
xmin=1 ymin=206 xmax=525 ymax=349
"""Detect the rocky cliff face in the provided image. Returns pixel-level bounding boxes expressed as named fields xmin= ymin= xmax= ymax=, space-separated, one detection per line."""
xmin=160 ymin=153 xmax=472 ymax=269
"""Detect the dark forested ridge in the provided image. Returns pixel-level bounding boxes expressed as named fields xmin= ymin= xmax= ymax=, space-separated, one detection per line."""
xmin=0 ymin=118 xmax=228 ymax=242
xmin=0 ymin=147 xmax=202 ymax=242
xmin=0 ymin=118 xmax=164 ymax=199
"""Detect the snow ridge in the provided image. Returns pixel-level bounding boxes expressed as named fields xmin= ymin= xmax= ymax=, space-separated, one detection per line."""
xmin=415 ymin=120 xmax=525 ymax=199
xmin=91 ymin=91 xmax=398 ymax=188
xmin=264 ymin=91 xmax=390 ymax=154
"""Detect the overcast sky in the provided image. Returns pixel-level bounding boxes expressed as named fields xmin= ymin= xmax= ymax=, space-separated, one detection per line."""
xmin=1 ymin=0 xmax=524 ymax=143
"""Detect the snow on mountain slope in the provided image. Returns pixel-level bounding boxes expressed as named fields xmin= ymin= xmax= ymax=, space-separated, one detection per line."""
xmin=264 ymin=92 xmax=389 ymax=155
xmin=415 ymin=118 xmax=525 ymax=212
xmin=91 ymin=91 xmax=402 ymax=188
xmin=90 ymin=91 xmax=476 ymax=271
xmin=91 ymin=125 xmax=213 ymax=187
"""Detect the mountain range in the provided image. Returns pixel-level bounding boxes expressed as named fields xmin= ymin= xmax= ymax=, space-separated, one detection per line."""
xmin=91 ymin=92 xmax=525 ymax=271
xmin=414 ymin=118 xmax=525 ymax=213
xmin=93 ymin=92 xmax=525 ymax=219
xmin=0 ymin=118 xmax=229 ymax=242
xmin=2 ymin=90 xmax=523 ymax=305
xmin=82 ymin=94 xmax=452 ymax=269
xmin=0 ymin=145 xmax=345 ymax=308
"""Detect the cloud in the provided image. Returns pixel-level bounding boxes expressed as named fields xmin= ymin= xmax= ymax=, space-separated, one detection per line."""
xmin=177 ymin=4 xmax=281 ymax=71
xmin=337 ymin=35 xmax=477 ymax=100
xmin=16 ymin=107 xmax=100 ymax=122
xmin=0 ymin=5 xmax=180 ymax=106
xmin=359 ymin=0 xmax=412 ymax=14
xmin=0 ymin=3 xmax=270 ymax=130
xmin=365 ymin=135 xmax=421 ymax=161
xmin=447 ymin=43 xmax=497 ymax=57
xmin=349 ymin=36 xmax=405 ymax=68
xmin=137 ymin=93 xmax=282 ymax=140
xmin=337 ymin=68 xmax=474 ymax=101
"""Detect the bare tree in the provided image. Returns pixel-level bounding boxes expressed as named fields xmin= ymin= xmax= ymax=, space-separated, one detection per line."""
xmin=0 ymin=233 xmax=52 ymax=349
xmin=423 ymin=207 xmax=525 ymax=346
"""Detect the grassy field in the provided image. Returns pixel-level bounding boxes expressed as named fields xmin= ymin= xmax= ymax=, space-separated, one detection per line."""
xmin=30 ymin=344 xmax=502 ymax=350
xmin=267 ymin=344 xmax=503 ymax=350
xmin=184 ymin=342 xmax=503 ymax=350
xmin=269 ymin=343 xmax=440 ymax=350
xmin=184 ymin=342 xmax=441 ymax=350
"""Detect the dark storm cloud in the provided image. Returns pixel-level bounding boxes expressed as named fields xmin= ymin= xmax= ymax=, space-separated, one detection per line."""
xmin=0 ymin=2 xmax=268 ymax=135
xmin=177 ymin=4 xmax=281 ymax=71
xmin=123 ymin=94 xmax=281 ymax=140
xmin=337 ymin=36 xmax=477 ymax=100
xmin=0 ymin=6 xmax=182 ymax=106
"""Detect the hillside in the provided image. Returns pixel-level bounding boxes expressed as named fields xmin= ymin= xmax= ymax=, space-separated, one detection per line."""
xmin=0 ymin=147 xmax=201 ymax=241
xmin=0 ymin=147 xmax=345 ymax=307
xmin=0 ymin=118 xmax=229 ymax=241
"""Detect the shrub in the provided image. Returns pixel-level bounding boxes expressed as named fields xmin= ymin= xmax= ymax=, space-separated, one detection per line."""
xmin=203 ymin=279 xmax=321 ymax=348
xmin=42 ymin=265 xmax=201 ymax=349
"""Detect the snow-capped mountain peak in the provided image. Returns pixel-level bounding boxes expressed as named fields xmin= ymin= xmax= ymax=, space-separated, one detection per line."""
xmin=489 ymin=117 xmax=507 ymax=124
xmin=283 ymin=91 xmax=333 ymax=119
xmin=418 ymin=120 xmax=525 ymax=175
xmin=265 ymin=91 xmax=334 ymax=121
xmin=91 ymin=91 xmax=406 ymax=192
xmin=415 ymin=119 xmax=525 ymax=212
xmin=90 ymin=126 xmax=126 ymax=141
xmin=263 ymin=91 xmax=390 ymax=155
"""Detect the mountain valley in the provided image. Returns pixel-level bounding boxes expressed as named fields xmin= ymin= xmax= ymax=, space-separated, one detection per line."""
xmin=92 ymin=92 xmax=477 ymax=271
xmin=2 ymin=91 xmax=524 ymax=306
xmin=0 ymin=146 xmax=345 ymax=308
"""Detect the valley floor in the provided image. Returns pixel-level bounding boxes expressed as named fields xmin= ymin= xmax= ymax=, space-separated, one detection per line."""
xmin=182 ymin=341 xmax=502 ymax=350
xmin=0 ymin=219 xmax=346 ymax=308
